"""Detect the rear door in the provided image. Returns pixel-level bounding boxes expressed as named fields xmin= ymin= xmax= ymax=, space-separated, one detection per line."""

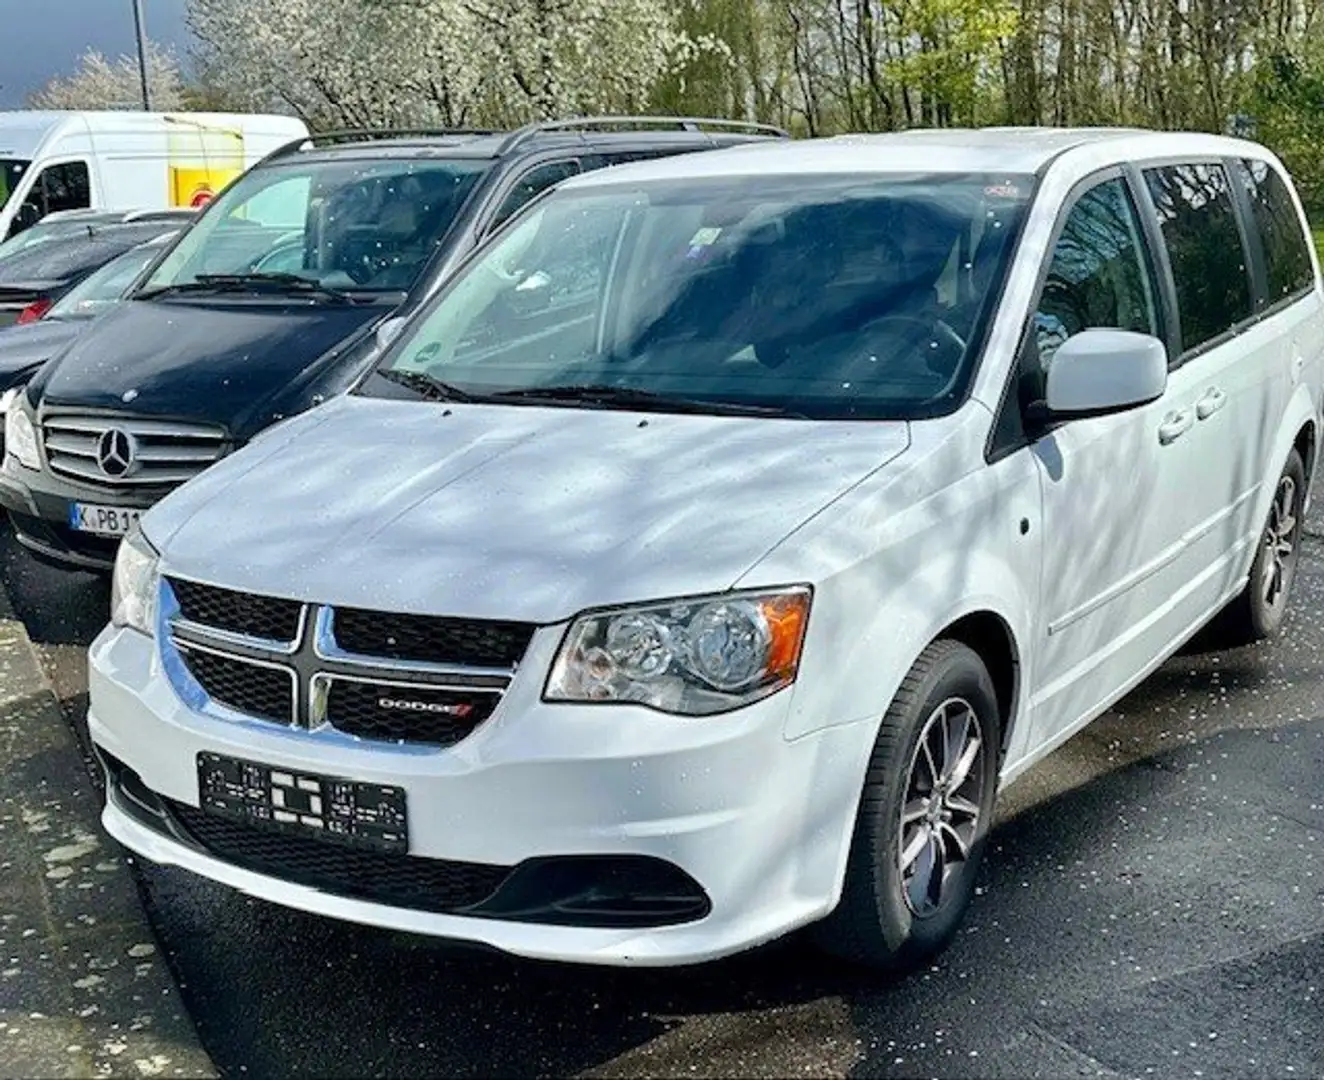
xmin=1134 ymin=159 xmax=1298 ymax=611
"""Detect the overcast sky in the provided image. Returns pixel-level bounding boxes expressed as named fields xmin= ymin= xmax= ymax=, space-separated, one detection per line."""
xmin=0 ymin=0 xmax=193 ymax=108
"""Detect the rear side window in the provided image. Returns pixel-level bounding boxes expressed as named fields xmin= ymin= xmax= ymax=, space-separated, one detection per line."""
xmin=1239 ymin=158 xmax=1314 ymax=303
xmin=1143 ymin=163 xmax=1252 ymax=353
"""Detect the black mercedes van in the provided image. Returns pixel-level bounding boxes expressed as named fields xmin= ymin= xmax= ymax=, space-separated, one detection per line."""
xmin=0 ymin=117 xmax=786 ymax=570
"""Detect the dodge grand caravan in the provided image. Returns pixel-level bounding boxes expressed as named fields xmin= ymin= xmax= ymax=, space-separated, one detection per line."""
xmin=88 ymin=129 xmax=1323 ymax=970
xmin=0 ymin=117 xmax=786 ymax=570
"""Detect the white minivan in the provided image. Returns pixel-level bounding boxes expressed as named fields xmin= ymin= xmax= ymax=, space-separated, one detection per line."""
xmin=87 ymin=128 xmax=1323 ymax=971
xmin=0 ymin=110 xmax=308 ymax=241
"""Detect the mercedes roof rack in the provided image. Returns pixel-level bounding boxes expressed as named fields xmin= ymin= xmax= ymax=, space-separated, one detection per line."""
xmin=494 ymin=115 xmax=790 ymax=155
xmin=264 ymin=126 xmax=504 ymax=162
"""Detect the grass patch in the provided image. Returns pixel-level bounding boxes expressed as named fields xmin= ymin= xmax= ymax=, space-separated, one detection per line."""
xmin=1315 ymin=228 xmax=1324 ymax=260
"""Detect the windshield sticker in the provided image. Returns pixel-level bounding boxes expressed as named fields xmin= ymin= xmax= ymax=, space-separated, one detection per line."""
xmin=684 ymin=226 xmax=724 ymax=263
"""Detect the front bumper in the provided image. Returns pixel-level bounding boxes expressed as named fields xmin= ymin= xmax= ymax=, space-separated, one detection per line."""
xmin=89 ymin=622 xmax=878 ymax=966
xmin=0 ymin=460 xmax=164 ymax=571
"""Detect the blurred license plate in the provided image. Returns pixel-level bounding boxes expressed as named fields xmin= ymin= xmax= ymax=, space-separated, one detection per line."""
xmin=68 ymin=502 xmax=141 ymax=536
xmin=196 ymin=751 xmax=409 ymax=853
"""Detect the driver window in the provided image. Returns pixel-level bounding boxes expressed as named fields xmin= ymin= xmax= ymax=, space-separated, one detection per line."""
xmin=6 ymin=160 xmax=91 ymax=238
xmin=489 ymin=161 xmax=580 ymax=233
xmin=1032 ymin=177 xmax=1160 ymax=375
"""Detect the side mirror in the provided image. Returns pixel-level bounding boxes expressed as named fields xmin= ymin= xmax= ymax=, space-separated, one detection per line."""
xmin=375 ymin=315 xmax=407 ymax=350
xmin=1043 ymin=329 xmax=1167 ymax=419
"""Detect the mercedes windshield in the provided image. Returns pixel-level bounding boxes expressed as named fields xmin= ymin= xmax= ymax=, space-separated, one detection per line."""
xmin=139 ymin=156 xmax=493 ymax=300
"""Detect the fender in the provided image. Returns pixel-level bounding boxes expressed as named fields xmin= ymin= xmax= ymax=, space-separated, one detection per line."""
xmin=740 ymin=413 xmax=1042 ymax=745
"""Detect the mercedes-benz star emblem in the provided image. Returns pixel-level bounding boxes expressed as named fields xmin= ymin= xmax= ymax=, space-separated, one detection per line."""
xmin=96 ymin=428 xmax=137 ymax=479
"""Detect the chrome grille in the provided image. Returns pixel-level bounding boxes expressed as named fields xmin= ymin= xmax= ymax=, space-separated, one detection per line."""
xmin=179 ymin=645 xmax=297 ymax=725
xmin=41 ymin=414 xmax=227 ymax=487
xmin=162 ymin=577 xmax=529 ymax=748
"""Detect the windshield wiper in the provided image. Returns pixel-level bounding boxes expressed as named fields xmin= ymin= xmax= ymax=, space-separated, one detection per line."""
xmin=485 ymin=384 xmax=807 ymax=418
xmin=137 ymin=272 xmax=356 ymax=304
xmin=376 ymin=368 xmax=478 ymax=403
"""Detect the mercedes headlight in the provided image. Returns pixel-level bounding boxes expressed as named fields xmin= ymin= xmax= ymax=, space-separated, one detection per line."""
xmin=110 ymin=527 xmax=160 ymax=636
xmin=3 ymin=393 xmax=39 ymax=470
xmin=545 ymin=587 xmax=811 ymax=716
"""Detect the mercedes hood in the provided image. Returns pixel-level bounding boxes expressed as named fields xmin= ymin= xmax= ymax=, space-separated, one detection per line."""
xmin=29 ymin=296 xmax=389 ymax=437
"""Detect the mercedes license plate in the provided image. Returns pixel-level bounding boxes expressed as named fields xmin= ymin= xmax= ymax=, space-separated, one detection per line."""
xmin=68 ymin=502 xmax=141 ymax=537
xmin=196 ymin=751 xmax=408 ymax=853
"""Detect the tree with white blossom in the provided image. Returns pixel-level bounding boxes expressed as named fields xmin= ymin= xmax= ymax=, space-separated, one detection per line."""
xmin=187 ymin=0 xmax=714 ymax=128
xmin=29 ymin=41 xmax=186 ymax=111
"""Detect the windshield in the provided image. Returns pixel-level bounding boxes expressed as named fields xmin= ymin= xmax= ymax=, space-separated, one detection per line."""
xmin=45 ymin=234 xmax=175 ymax=320
xmin=370 ymin=173 xmax=1032 ymax=420
xmin=140 ymin=157 xmax=492 ymax=295
xmin=0 ymin=160 xmax=26 ymax=214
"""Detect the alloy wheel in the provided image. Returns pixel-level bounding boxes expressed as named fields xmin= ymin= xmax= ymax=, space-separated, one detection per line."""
xmin=898 ymin=697 xmax=986 ymax=917
xmin=1260 ymin=473 xmax=1299 ymax=615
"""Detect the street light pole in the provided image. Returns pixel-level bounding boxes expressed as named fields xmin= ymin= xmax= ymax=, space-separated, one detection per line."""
xmin=131 ymin=0 xmax=151 ymax=110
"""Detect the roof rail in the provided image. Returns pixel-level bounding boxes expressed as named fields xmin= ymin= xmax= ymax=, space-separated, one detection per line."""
xmin=494 ymin=115 xmax=790 ymax=155
xmin=262 ymin=126 xmax=504 ymax=162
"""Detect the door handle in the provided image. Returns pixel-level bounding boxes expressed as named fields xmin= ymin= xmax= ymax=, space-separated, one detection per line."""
xmin=1158 ymin=409 xmax=1194 ymax=444
xmin=1195 ymin=387 xmax=1227 ymax=420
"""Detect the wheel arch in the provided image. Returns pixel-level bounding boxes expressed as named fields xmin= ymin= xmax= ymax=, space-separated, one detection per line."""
xmin=938 ymin=610 xmax=1022 ymax=762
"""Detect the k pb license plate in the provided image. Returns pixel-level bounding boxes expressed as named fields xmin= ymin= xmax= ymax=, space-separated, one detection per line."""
xmin=69 ymin=502 xmax=141 ymax=537
xmin=196 ymin=751 xmax=408 ymax=853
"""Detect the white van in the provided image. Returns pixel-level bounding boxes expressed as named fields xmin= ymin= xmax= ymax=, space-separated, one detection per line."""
xmin=84 ymin=128 xmax=1323 ymax=972
xmin=0 ymin=111 xmax=309 ymax=242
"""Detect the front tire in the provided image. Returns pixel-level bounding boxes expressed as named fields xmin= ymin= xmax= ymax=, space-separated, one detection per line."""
xmin=813 ymin=640 xmax=1001 ymax=972
xmin=1219 ymin=448 xmax=1306 ymax=645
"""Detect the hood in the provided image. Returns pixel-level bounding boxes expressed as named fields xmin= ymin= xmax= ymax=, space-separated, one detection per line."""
xmin=0 ymin=318 xmax=85 ymax=384
xmin=31 ymin=296 xmax=387 ymax=436
xmin=147 ymin=395 xmax=911 ymax=624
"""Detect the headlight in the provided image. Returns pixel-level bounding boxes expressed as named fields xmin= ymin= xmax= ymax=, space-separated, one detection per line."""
xmin=0 ymin=387 xmax=19 ymax=415
xmin=3 ymin=395 xmax=39 ymax=470
xmin=545 ymin=587 xmax=811 ymax=716
xmin=110 ymin=527 xmax=160 ymax=636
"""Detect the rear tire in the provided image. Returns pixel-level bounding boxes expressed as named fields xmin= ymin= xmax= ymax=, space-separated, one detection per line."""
xmin=1218 ymin=448 xmax=1306 ymax=646
xmin=813 ymin=640 xmax=1001 ymax=972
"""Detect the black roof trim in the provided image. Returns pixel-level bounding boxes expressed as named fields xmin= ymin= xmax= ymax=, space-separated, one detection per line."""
xmin=262 ymin=127 xmax=503 ymax=163
xmin=258 ymin=116 xmax=789 ymax=166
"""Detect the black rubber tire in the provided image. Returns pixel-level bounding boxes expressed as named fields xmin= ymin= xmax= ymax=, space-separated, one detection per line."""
xmin=1217 ymin=448 xmax=1307 ymax=646
xmin=812 ymin=639 xmax=1001 ymax=972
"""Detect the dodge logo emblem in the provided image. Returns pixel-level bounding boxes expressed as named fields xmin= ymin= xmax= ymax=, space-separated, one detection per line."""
xmin=377 ymin=697 xmax=472 ymax=717
xmin=96 ymin=428 xmax=137 ymax=478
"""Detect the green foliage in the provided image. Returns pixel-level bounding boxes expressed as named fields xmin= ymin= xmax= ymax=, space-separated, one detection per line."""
xmin=1248 ymin=42 xmax=1324 ymax=214
xmin=176 ymin=0 xmax=1324 ymax=202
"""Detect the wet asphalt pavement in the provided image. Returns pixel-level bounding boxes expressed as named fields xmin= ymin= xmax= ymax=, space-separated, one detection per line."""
xmin=1 ymin=487 xmax=1322 ymax=1079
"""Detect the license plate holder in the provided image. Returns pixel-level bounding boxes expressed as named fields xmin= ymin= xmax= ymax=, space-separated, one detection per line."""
xmin=68 ymin=502 xmax=142 ymax=537
xmin=195 ymin=751 xmax=408 ymax=853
